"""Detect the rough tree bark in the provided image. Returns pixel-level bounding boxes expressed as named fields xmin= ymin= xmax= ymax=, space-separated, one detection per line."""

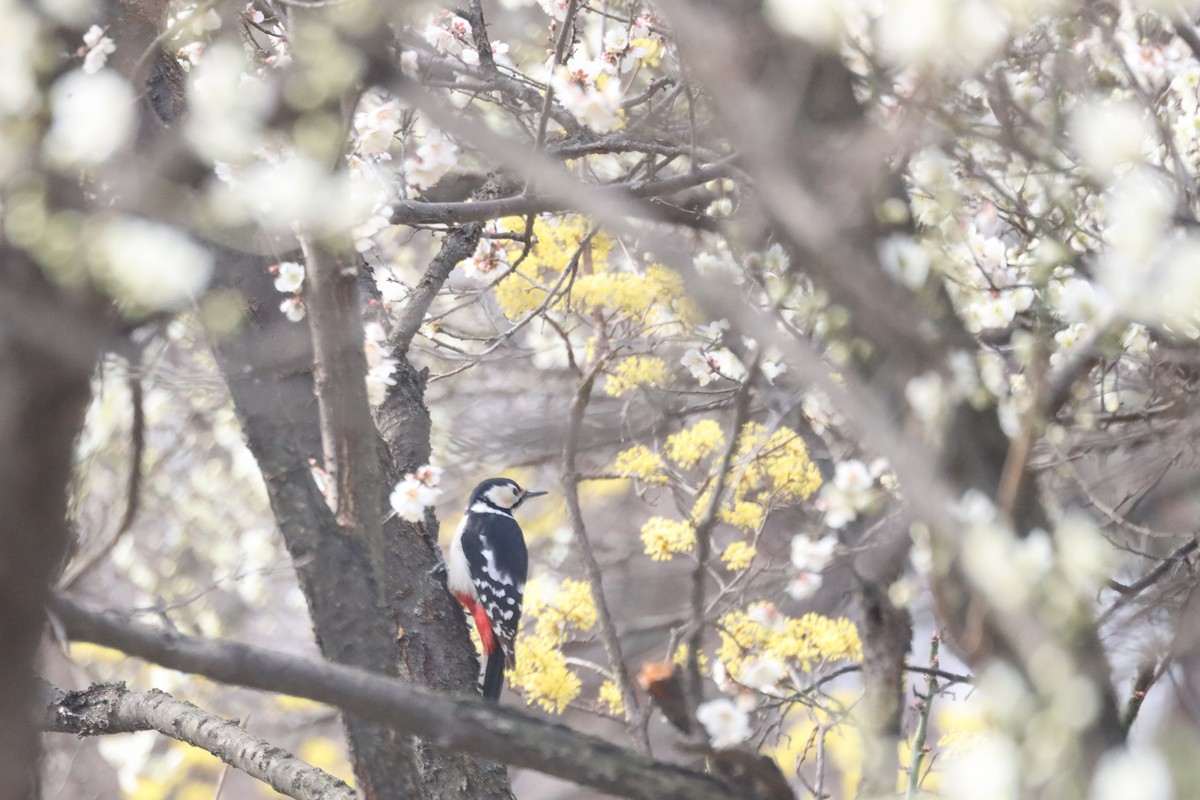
xmin=210 ymin=244 xmax=426 ymax=798
xmin=44 ymin=682 xmax=354 ymax=800
xmin=53 ymin=595 xmax=736 ymax=800
xmin=0 ymin=253 xmax=101 ymax=798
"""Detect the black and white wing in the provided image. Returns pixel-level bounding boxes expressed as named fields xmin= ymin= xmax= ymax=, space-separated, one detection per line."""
xmin=459 ymin=512 xmax=529 ymax=661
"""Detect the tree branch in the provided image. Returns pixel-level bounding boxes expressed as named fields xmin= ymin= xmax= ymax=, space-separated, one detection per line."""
xmin=686 ymin=359 xmax=758 ymax=715
xmin=390 ymin=224 xmax=481 ymax=355
xmin=50 ymin=596 xmax=734 ymax=800
xmin=300 ymin=238 xmax=387 ymax=564
xmin=561 ymin=361 xmax=647 ymax=752
xmin=43 ymin=682 xmax=354 ymax=800
xmin=389 ymin=161 xmax=733 ymax=227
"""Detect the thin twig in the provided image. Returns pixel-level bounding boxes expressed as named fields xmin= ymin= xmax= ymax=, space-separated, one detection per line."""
xmin=685 ymin=357 xmax=759 ymax=714
xmin=561 ymin=358 xmax=649 ymax=753
xmin=905 ymin=634 xmax=939 ymax=800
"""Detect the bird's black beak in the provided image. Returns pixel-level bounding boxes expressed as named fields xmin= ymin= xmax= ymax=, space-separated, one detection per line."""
xmin=522 ymin=489 xmax=549 ymax=499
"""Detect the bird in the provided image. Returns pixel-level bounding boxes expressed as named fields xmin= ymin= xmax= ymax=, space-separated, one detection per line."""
xmin=447 ymin=477 xmax=547 ymax=701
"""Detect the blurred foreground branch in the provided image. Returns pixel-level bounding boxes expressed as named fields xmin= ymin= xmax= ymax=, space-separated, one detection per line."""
xmin=50 ymin=595 xmax=735 ymax=800
xmin=43 ymin=681 xmax=354 ymax=800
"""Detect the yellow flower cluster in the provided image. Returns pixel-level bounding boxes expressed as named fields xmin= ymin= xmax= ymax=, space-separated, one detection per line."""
xmin=672 ymin=642 xmax=710 ymax=672
xmin=598 ymin=679 xmax=626 ymax=716
xmin=610 ymin=444 xmax=667 ymax=484
xmin=510 ymin=577 xmax=598 ymax=713
xmin=665 ymin=419 xmax=726 ymax=468
xmin=524 ymin=577 xmax=598 ymax=637
xmin=494 ymin=215 xmax=612 ymax=318
xmin=641 ymin=516 xmax=696 ymax=560
xmin=733 ymin=422 xmax=822 ymax=502
xmin=604 ymin=355 xmax=672 ymax=397
xmin=717 ymin=603 xmax=862 ymax=675
xmin=491 ymin=214 xmax=696 ymax=326
xmin=508 ymin=636 xmax=582 ymax=714
xmin=719 ymin=499 xmax=766 ymax=532
xmin=721 ymin=541 xmax=757 ymax=571
xmin=573 ymin=264 xmax=694 ymax=323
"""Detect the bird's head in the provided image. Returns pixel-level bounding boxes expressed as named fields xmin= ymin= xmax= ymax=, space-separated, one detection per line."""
xmin=470 ymin=477 xmax=548 ymax=512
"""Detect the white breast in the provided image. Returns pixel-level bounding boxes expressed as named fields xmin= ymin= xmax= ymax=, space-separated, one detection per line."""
xmin=447 ymin=516 xmax=475 ymax=599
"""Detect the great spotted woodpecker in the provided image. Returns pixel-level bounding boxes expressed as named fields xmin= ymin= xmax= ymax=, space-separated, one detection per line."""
xmin=447 ymin=477 xmax=546 ymax=701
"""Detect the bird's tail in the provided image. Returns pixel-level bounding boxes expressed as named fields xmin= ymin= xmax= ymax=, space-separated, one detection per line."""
xmin=482 ymin=649 xmax=505 ymax=701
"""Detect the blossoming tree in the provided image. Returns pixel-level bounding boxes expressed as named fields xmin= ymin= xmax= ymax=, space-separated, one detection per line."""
xmin=7 ymin=0 xmax=1200 ymax=798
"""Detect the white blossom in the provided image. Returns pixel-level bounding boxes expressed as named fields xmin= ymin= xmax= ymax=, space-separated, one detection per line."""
xmin=1070 ymin=100 xmax=1153 ymax=177
xmin=696 ymin=698 xmax=752 ymax=749
xmin=354 ymin=94 xmax=403 ymax=157
xmin=747 ymin=602 xmax=782 ymax=629
xmin=817 ymin=461 xmax=876 ymax=528
xmin=738 ymin=657 xmax=785 ymax=693
xmin=186 ymin=40 xmax=273 ymax=163
xmin=694 ymin=247 xmax=745 ymax=284
xmin=550 ymin=64 xmax=621 ymax=131
xmin=602 ymin=27 xmax=646 ymax=73
xmin=761 ymin=360 xmax=787 ymax=385
xmin=536 ymin=0 xmax=571 ymax=21
xmin=464 ymin=236 xmax=510 ymax=280
xmin=273 ymin=261 xmax=305 ymax=294
xmin=681 ymin=349 xmax=720 ymax=385
xmin=45 ymin=69 xmax=134 ymax=166
xmin=364 ymin=321 xmax=398 ymax=406
xmin=400 ymin=50 xmax=419 ymax=78
xmin=1052 ymin=278 xmax=1110 ymax=323
xmin=879 ymin=0 xmax=1007 ymax=73
xmin=81 ymin=25 xmax=115 ymax=74
xmin=791 ymin=534 xmax=836 ymax=572
xmin=389 ymin=466 xmax=443 ymax=522
xmin=1090 ymin=747 xmax=1173 ymax=800
xmin=786 ymin=571 xmax=823 ymax=600
xmin=1055 ymin=513 xmax=1111 ymax=594
xmin=905 ymin=370 xmax=946 ymax=424
xmin=878 ymin=234 xmax=931 ymax=290
xmin=764 ymin=0 xmax=850 ymax=46
xmin=423 ymin=12 xmax=478 ymax=64
xmin=710 ymin=348 xmax=746 ymax=381
xmin=280 ymin=296 xmax=306 ymax=322
xmin=90 ymin=216 xmax=213 ymax=310
xmin=695 ymin=319 xmax=730 ymax=340
xmin=404 ymin=130 xmax=459 ymax=190
xmin=942 ymin=734 xmax=1020 ymax=800
xmin=763 ymin=243 xmax=790 ymax=275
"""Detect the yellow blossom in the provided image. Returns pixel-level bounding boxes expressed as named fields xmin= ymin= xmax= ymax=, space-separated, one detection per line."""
xmin=610 ymin=444 xmax=667 ymax=484
xmin=721 ymin=541 xmax=757 ymax=571
xmin=665 ymin=419 xmax=726 ymax=468
xmin=510 ymin=577 xmax=597 ymax=714
xmin=598 ymin=679 xmax=625 ymax=716
xmin=510 ymin=631 xmax=582 ymax=713
xmin=573 ymin=264 xmax=693 ymax=323
xmin=720 ymin=499 xmax=766 ymax=531
xmin=717 ymin=604 xmax=862 ymax=675
xmin=492 ymin=213 xmax=694 ymax=324
xmin=494 ymin=215 xmax=611 ymax=318
xmin=672 ymin=642 xmax=710 ymax=673
xmin=761 ymin=428 xmax=822 ymax=501
xmin=604 ymin=355 xmax=671 ymax=397
xmin=524 ymin=577 xmax=598 ymax=638
xmin=641 ymin=516 xmax=695 ymax=560
xmin=732 ymin=423 xmax=822 ymax=502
